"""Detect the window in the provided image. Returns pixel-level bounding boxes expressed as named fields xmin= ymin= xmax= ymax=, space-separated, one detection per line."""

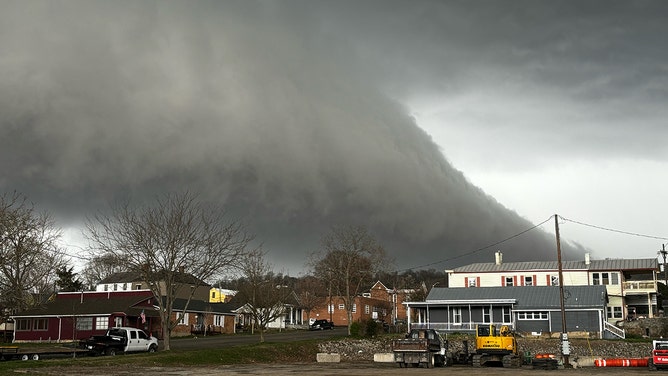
xmin=502 ymin=307 xmax=512 ymax=323
xmin=34 ymin=318 xmax=48 ymax=331
xmin=130 ymin=330 xmax=137 ymax=339
xmin=95 ymin=316 xmax=108 ymax=330
xmin=482 ymin=307 xmax=491 ymax=323
xmin=352 ymin=304 xmax=357 ymax=313
xmin=338 ymin=304 xmax=345 ymax=310
xmin=138 ymin=330 xmax=148 ymax=339
xmin=114 ymin=317 xmax=123 ymax=327
xmin=364 ymin=305 xmax=370 ymax=314
xmin=135 ymin=284 xmax=142 ymax=290
xmin=517 ymin=311 xmax=548 ymax=320
xmin=104 ymin=284 xmax=109 ymax=291
xmin=505 ymin=277 xmax=514 ymax=287
xmin=211 ymin=291 xmax=217 ymax=300
xmin=113 ymin=284 xmax=118 ymax=291
xmin=328 ymin=304 xmax=334 ymax=313
xmin=550 ymin=275 xmax=559 ymax=286
xmin=452 ymin=308 xmax=462 ymax=324
xmin=593 ymin=272 xmax=619 ymax=285
xmin=214 ymin=315 xmax=224 ymax=326
xmin=177 ymin=312 xmax=189 ymax=325
xmin=467 ymin=277 xmax=477 ymax=287
xmin=76 ymin=317 xmax=93 ymax=330
xmin=16 ymin=319 xmax=30 ymax=331
xmin=607 ymin=306 xmax=623 ymax=319
xmin=523 ymin=276 xmax=533 ymax=286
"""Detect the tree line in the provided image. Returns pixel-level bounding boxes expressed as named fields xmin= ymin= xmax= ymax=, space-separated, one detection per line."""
xmin=0 ymin=191 xmax=445 ymax=349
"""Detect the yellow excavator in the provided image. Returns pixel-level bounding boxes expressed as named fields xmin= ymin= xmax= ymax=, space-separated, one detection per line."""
xmin=472 ymin=324 xmax=521 ymax=368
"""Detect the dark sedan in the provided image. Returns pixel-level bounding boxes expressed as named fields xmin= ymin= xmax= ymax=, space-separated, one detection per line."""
xmin=309 ymin=319 xmax=334 ymax=330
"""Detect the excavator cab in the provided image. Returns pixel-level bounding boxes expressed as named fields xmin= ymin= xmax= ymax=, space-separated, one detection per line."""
xmin=473 ymin=324 xmax=521 ymax=368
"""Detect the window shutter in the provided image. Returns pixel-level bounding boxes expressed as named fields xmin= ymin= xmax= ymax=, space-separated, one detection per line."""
xmin=501 ymin=276 xmax=505 ymax=286
xmin=465 ymin=277 xmax=469 ymax=288
xmin=546 ymin=275 xmax=551 ymax=286
xmin=476 ymin=277 xmax=480 ymax=287
xmin=513 ymin=276 xmax=517 ymax=286
xmin=533 ymin=275 xmax=537 ymax=286
xmin=520 ymin=276 xmax=525 ymax=286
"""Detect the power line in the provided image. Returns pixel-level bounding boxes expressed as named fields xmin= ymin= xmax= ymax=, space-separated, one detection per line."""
xmin=397 ymin=215 xmax=555 ymax=272
xmin=559 ymin=216 xmax=668 ymax=241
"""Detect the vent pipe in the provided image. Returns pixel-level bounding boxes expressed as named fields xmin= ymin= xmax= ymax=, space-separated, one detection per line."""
xmin=585 ymin=253 xmax=591 ymax=265
xmin=495 ymin=251 xmax=503 ymax=265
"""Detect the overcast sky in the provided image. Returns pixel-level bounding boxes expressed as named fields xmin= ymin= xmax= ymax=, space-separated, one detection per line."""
xmin=1 ymin=1 xmax=666 ymax=275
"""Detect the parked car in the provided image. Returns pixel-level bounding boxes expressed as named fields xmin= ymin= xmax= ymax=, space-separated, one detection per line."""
xmin=310 ymin=319 xmax=334 ymax=330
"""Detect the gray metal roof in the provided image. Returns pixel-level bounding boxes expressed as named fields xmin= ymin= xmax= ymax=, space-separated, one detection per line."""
xmin=424 ymin=285 xmax=607 ymax=310
xmin=451 ymin=258 xmax=658 ymax=273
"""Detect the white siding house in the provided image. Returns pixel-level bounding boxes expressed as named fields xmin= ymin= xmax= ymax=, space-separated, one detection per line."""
xmin=446 ymin=252 xmax=658 ymax=322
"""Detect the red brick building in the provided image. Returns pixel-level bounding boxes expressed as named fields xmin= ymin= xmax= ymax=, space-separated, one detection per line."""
xmin=309 ymin=281 xmax=413 ymax=326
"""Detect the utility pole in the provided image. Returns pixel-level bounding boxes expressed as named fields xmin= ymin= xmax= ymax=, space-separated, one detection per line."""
xmin=555 ymin=214 xmax=571 ymax=367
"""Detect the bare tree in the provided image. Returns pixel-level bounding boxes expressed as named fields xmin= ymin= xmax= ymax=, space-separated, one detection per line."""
xmin=80 ymin=253 xmax=125 ymax=290
xmin=313 ymin=225 xmax=388 ymax=335
xmin=0 ymin=192 xmax=64 ymax=315
xmin=234 ymin=249 xmax=292 ymax=342
xmin=295 ymin=275 xmax=325 ymax=324
xmin=86 ymin=192 xmax=251 ymax=350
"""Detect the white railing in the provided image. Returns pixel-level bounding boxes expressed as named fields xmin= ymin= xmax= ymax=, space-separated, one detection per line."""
xmin=622 ymin=280 xmax=656 ymax=292
xmin=604 ymin=320 xmax=625 ymax=339
xmin=409 ymin=322 xmax=510 ymax=333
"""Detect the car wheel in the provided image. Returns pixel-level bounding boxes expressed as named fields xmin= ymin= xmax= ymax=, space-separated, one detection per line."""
xmin=106 ymin=348 xmax=116 ymax=356
xmin=148 ymin=345 xmax=157 ymax=353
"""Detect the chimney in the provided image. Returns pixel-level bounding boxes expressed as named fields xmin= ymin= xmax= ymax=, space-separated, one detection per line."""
xmin=495 ymin=251 xmax=503 ymax=265
xmin=585 ymin=253 xmax=591 ymax=265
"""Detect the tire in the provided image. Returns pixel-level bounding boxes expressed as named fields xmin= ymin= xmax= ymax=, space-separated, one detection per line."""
xmin=649 ymin=358 xmax=657 ymax=371
xmin=31 ymin=354 xmax=40 ymax=361
xmin=148 ymin=345 xmax=157 ymax=353
xmin=21 ymin=355 xmax=29 ymax=361
xmin=105 ymin=348 xmax=117 ymax=356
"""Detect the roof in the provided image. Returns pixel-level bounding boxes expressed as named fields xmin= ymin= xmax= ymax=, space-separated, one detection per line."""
xmin=451 ymin=258 xmax=658 ymax=273
xmin=168 ymin=297 xmax=241 ymax=315
xmin=11 ymin=291 xmax=156 ymax=317
xmin=423 ymin=285 xmax=607 ymax=310
xmin=99 ymin=271 xmax=211 ymax=287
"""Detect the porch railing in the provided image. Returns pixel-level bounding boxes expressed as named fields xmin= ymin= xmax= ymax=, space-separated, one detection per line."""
xmin=604 ymin=320 xmax=625 ymax=339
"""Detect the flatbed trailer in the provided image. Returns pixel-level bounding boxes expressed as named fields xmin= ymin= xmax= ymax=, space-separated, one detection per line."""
xmin=0 ymin=345 xmax=89 ymax=361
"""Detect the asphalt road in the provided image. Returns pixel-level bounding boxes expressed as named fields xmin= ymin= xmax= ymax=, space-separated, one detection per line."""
xmin=166 ymin=326 xmax=347 ymax=351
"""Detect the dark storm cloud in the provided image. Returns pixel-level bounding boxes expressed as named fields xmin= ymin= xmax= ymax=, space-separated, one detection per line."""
xmin=0 ymin=0 xmax=597 ymax=271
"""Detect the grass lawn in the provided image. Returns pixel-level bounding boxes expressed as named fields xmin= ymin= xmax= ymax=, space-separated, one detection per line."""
xmin=0 ymin=340 xmax=320 ymax=372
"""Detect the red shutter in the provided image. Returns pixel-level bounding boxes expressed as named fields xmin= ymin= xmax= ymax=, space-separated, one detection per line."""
xmin=476 ymin=277 xmax=480 ymax=287
xmin=501 ymin=275 xmax=505 ymax=286
xmin=533 ymin=275 xmax=537 ymax=286
xmin=546 ymin=275 xmax=551 ymax=286
xmin=465 ymin=277 xmax=469 ymax=288
xmin=520 ymin=276 xmax=524 ymax=286
xmin=513 ymin=276 xmax=517 ymax=286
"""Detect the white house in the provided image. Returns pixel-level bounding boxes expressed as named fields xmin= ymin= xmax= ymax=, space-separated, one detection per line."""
xmin=446 ymin=252 xmax=659 ymax=322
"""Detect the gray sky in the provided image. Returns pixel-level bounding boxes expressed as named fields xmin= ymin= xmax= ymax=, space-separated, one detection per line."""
xmin=1 ymin=1 xmax=666 ymax=275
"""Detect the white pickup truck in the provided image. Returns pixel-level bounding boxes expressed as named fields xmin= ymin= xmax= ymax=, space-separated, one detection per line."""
xmin=81 ymin=327 xmax=159 ymax=356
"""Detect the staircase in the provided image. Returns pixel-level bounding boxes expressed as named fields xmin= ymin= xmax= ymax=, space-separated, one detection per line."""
xmin=604 ymin=320 xmax=625 ymax=339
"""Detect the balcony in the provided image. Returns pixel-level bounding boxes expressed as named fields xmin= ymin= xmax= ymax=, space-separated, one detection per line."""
xmin=622 ymin=281 xmax=656 ymax=294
